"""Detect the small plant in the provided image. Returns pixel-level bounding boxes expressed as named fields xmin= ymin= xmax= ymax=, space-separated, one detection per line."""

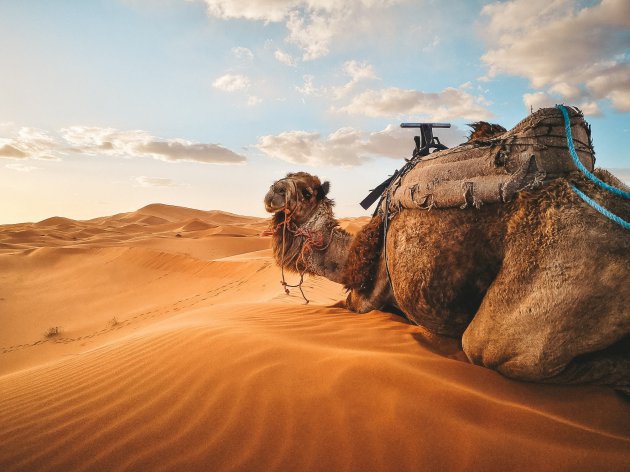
xmin=109 ymin=317 xmax=120 ymax=327
xmin=45 ymin=326 xmax=60 ymax=338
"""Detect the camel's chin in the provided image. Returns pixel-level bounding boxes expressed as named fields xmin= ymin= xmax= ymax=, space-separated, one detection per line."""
xmin=265 ymin=204 xmax=286 ymax=214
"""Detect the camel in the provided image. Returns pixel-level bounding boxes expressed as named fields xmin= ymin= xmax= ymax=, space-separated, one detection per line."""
xmin=263 ymin=150 xmax=630 ymax=393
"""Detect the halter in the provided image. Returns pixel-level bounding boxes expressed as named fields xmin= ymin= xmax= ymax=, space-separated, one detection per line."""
xmin=263 ymin=178 xmax=335 ymax=304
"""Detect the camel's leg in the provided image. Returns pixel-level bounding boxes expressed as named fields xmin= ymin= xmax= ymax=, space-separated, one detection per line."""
xmin=386 ymin=208 xmax=506 ymax=337
xmin=462 ymin=182 xmax=630 ymax=390
xmin=345 ymin=258 xmax=394 ymax=314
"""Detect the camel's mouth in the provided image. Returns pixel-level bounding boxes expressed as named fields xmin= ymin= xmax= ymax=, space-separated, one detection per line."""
xmin=265 ymin=202 xmax=287 ymax=214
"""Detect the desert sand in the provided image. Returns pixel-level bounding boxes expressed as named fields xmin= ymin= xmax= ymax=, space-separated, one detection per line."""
xmin=0 ymin=203 xmax=628 ymax=472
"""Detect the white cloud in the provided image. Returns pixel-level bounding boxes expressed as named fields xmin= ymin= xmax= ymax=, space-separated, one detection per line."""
xmin=481 ymin=0 xmax=630 ymax=112
xmin=274 ymin=48 xmax=297 ymax=66
xmin=295 ymin=74 xmax=322 ymax=96
xmin=212 ymin=73 xmax=251 ymax=92
xmin=61 ymin=126 xmax=247 ymax=164
xmin=136 ymin=140 xmax=245 ymax=163
xmin=343 ymin=60 xmax=376 ymax=83
xmin=135 ymin=176 xmax=179 ymax=187
xmin=295 ymin=61 xmax=377 ymax=99
xmin=0 ymin=125 xmax=247 ymax=165
xmin=199 ymin=0 xmax=295 ymax=22
xmin=332 ymin=60 xmax=377 ymax=98
xmin=247 ymin=95 xmax=263 ymax=106
xmin=575 ymin=101 xmax=602 ymax=117
xmin=522 ymin=92 xmax=558 ymax=112
xmin=421 ymin=35 xmax=440 ymax=52
xmin=5 ymin=163 xmax=40 ymax=172
xmin=522 ymin=91 xmax=603 ymax=116
xmin=0 ymin=127 xmax=63 ymax=160
xmin=231 ymin=46 xmax=254 ymax=60
xmin=285 ymin=9 xmax=335 ymax=60
xmin=609 ymin=168 xmax=630 ymax=185
xmin=198 ymin=0 xmax=403 ymax=60
xmin=338 ymin=85 xmax=493 ymax=121
xmin=62 ymin=126 xmax=152 ymax=155
xmin=256 ymin=123 xmax=466 ymax=166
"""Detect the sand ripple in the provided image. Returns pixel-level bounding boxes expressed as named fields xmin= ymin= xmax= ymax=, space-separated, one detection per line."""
xmin=1 ymin=305 xmax=629 ymax=471
xmin=1 ymin=205 xmax=628 ymax=471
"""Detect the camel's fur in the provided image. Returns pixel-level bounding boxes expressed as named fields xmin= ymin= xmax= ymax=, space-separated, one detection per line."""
xmin=467 ymin=121 xmax=507 ymax=143
xmin=264 ymin=169 xmax=630 ymax=392
xmin=341 ymin=214 xmax=384 ymax=295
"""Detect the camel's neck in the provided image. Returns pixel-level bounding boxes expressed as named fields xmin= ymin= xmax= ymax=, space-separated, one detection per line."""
xmin=271 ymin=201 xmax=352 ymax=284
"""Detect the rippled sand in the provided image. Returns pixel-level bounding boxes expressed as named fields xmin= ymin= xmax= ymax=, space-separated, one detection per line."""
xmin=1 ymin=204 xmax=628 ymax=471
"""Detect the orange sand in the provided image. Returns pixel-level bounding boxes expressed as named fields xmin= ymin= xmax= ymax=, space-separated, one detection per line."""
xmin=0 ymin=204 xmax=628 ymax=471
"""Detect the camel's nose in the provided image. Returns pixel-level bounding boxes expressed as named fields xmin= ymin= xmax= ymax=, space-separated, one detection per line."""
xmin=264 ymin=182 xmax=288 ymax=212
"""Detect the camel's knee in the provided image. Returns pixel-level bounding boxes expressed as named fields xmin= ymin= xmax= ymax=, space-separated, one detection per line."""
xmin=462 ymin=326 xmax=565 ymax=382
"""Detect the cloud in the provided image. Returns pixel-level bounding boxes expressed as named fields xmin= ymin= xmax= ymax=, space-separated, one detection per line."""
xmin=421 ymin=35 xmax=440 ymax=52
xmin=295 ymin=60 xmax=377 ymax=99
xmin=5 ymin=163 xmax=40 ymax=172
xmin=332 ymin=60 xmax=377 ymax=98
xmin=247 ymin=95 xmax=263 ymax=106
xmin=522 ymin=91 xmax=603 ymax=116
xmin=0 ymin=143 xmax=28 ymax=158
xmin=231 ymin=46 xmax=254 ymax=60
xmin=274 ymin=48 xmax=297 ymax=66
xmin=212 ymin=73 xmax=251 ymax=92
xmin=480 ymin=0 xmax=630 ymax=112
xmin=285 ymin=9 xmax=336 ymax=60
xmin=135 ymin=140 xmax=245 ymax=163
xmin=198 ymin=0 xmax=403 ymax=60
xmin=135 ymin=176 xmax=179 ymax=187
xmin=609 ymin=168 xmax=630 ymax=185
xmin=522 ymin=92 xmax=556 ymax=111
xmin=199 ymin=0 xmax=295 ymax=22
xmin=256 ymin=123 xmax=466 ymax=166
xmin=61 ymin=126 xmax=247 ymax=164
xmin=338 ymin=85 xmax=493 ymax=121
xmin=295 ymin=74 xmax=328 ymax=97
xmin=295 ymin=74 xmax=322 ymax=96
xmin=0 ymin=127 xmax=63 ymax=160
xmin=0 ymin=125 xmax=246 ymax=164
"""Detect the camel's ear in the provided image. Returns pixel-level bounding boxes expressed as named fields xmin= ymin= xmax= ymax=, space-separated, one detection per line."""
xmin=318 ymin=181 xmax=330 ymax=200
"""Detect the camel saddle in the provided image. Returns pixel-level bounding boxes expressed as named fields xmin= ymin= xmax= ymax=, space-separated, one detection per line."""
xmin=380 ymin=107 xmax=595 ymax=212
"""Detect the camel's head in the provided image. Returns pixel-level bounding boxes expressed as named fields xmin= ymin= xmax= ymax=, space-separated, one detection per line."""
xmin=264 ymin=172 xmax=331 ymax=225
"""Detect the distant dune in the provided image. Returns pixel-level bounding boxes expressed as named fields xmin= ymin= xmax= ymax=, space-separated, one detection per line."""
xmin=0 ymin=204 xmax=629 ymax=472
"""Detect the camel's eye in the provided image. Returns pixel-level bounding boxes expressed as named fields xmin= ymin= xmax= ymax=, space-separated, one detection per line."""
xmin=302 ymin=189 xmax=312 ymax=200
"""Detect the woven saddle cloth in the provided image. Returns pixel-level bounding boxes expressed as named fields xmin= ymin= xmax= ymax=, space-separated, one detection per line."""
xmin=381 ymin=107 xmax=595 ymax=212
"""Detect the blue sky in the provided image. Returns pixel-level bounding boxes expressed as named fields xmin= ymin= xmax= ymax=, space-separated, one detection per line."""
xmin=0 ymin=0 xmax=628 ymax=223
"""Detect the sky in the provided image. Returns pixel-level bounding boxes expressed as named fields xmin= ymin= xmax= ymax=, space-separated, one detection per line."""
xmin=0 ymin=0 xmax=629 ymax=223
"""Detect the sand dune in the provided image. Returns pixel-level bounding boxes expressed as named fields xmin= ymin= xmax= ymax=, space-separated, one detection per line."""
xmin=0 ymin=204 xmax=629 ymax=471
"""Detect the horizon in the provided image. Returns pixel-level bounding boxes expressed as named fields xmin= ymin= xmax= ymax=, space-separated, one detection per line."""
xmin=1 ymin=0 xmax=629 ymax=224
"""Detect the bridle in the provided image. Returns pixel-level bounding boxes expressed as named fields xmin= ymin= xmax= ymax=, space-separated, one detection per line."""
xmin=263 ymin=178 xmax=335 ymax=304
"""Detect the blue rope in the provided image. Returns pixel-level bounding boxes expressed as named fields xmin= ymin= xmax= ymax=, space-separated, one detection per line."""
xmin=556 ymin=104 xmax=630 ymax=199
xmin=556 ymin=104 xmax=630 ymax=230
xmin=570 ymin=183 xmax=630 ymax=230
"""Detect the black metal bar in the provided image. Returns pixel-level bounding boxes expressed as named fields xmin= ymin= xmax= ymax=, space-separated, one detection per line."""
xmin=359 ymin=170 xmax=399 ymax=210
xmin=358 ymin=123 xmax=451 ymax=210
xmin=400 ymin=123 xmax=451 ymax=128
